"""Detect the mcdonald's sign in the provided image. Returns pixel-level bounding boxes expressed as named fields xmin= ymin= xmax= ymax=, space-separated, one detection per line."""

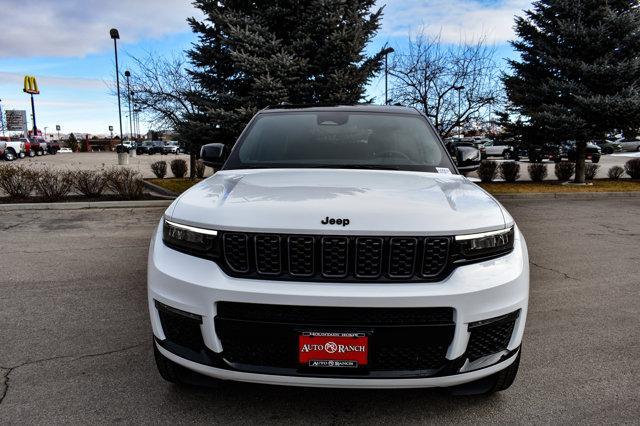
xmin=23 ymin=75 xmax=40 ymax=95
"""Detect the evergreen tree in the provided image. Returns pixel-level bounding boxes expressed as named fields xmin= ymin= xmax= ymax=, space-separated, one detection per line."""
xmin=186 ymin=0 xmax=386 ymax=148
xmin=504 ymin=0 xmax=640 ymax=182
xmin=66 ymin=133 xmax=79 ymax=152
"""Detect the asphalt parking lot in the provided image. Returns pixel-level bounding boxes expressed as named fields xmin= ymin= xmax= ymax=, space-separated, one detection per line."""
xmin=1 ymin=198 xmax=639 ymax=424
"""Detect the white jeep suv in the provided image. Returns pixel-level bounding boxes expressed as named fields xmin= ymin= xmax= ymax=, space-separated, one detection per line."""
xmin=148 ymin=105 xmax=529 ymax=394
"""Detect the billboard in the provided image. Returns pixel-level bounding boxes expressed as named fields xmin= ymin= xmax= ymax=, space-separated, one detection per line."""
xmin=6 ymin=110 xmax=28 ymax=132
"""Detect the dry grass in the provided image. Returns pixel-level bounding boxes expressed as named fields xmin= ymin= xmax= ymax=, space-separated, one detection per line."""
xmin=148 ymin=178 xmax=201 ymax=194
xmin=480 ymin=179 xmax=640 ymax=193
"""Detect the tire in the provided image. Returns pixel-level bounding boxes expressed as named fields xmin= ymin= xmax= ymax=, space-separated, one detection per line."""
xmin=18 ymin=152 xmax=25 ymax=158
xmin=153 ymin=342 xmax=185 ymax=384
xmin=603 ymin=147 xmax=613 ymax=155
xmin=450 ymin=350 xmax=521 ymax=396
xmin=4 ymin=150 xmax=16 ymax=161
xmin=36 ymin=150 xmax=42 ymax=156
xmin=592 ymin=154 xmax=600 ymax=163
xmin=502 ymin=150 xmax=511 ymax=160
xmin=29 ymin=150 xmax=35 ymax=157
xmin=636 ymin=145 xmax=640 ymax=152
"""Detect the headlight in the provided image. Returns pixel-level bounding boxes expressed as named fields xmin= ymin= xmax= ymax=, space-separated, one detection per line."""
xmin=454 ymin=227 xmax=514 ymax=260
xmin=162 ymin=218 xmax=220 ymax=259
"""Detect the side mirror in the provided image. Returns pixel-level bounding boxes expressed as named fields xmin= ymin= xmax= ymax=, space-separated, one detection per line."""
xmin=455 ymin=145 xmax=481 ymax=173
xmin=200 ymin=143 xmax=226 ymax=168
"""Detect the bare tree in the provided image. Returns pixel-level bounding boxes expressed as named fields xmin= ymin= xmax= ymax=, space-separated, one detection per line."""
xmin=122 ymin=52 xmax=202 ymax=177
xmin=390 ymin=33 xmax=501 ymax=138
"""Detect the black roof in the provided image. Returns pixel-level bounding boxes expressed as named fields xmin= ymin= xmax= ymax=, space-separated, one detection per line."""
xmin=261 ymin=104 xmax=421 ymax=115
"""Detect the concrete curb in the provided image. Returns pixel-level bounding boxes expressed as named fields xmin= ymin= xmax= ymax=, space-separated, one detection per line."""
xmin=0 ymin=199 xmax=173 ymax=211
xmin=143 ymin=180 xmax=179 ymax=197
xmin=494 ymin=191 xmax=640 ymax=200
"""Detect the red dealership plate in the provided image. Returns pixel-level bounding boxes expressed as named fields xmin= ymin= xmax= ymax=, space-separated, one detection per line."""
xmin=298 ymin=331 xmax=368 ymax=368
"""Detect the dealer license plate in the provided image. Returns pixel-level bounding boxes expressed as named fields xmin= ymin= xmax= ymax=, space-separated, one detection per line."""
xmin=298 ymin=331 xmax=368 ymax=368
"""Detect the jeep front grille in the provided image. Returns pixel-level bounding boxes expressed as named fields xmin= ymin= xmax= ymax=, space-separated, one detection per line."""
xmin=221 ymin=232 xmax=451 ymax=282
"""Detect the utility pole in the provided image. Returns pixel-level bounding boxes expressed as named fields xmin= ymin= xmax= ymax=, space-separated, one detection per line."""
xmin=454 ymin=85 xmax=465 ymax=139
xmin=0 ymin=98 xmax=5 ymax=136
xmin=125 ymin=70 xmax=133 ymax=140
xmin=383 ymin=47 xmax=395 ymax=105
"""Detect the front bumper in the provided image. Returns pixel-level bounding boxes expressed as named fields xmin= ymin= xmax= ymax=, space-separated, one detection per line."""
xmin=148 ymin=223 xmax=529 ymax=388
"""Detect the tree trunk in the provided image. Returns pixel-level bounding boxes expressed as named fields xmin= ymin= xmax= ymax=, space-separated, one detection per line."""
xmin=189 ymin=152 xmax=197 ymax=179
xmin=574 ymin=140 xmax=586 ymax=184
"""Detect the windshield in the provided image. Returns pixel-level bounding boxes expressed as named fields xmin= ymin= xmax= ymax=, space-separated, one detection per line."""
xmin=223 ymin=111 xmax=455 ymax=172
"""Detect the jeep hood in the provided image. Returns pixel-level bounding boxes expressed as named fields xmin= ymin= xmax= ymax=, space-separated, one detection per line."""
xmin=167 ymin=169 xmax=510 ymax=235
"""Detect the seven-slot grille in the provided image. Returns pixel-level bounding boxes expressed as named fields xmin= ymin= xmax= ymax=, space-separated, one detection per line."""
xmin=221 ymin=232 xmax=451 ymax=282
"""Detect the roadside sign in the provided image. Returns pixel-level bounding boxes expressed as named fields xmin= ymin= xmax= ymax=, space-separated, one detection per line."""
xmin=56 ymin=125 xmax=61 ymax=131
xmin=23 ymin=76 xmax=40 ymax=95
xmin=6 ymin=110 xmax=27 ymax=132
xmin=109 ymin=125 xmax=113 ymax=131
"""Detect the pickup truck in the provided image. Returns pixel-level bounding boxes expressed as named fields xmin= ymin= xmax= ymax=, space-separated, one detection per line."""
xmin=481 ymin=140 xmax=516 ymax=159
xmin=3 ymin=140 xmax=25 ymax=161
xmin=115 ymin=141 xmax=136 ymax=153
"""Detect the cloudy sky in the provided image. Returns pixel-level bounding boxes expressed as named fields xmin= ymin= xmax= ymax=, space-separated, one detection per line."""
xmin=0 ymin=0 xmax=531 ymax=135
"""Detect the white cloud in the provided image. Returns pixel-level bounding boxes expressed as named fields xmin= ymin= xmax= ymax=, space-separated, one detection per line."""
xmin=0 ymin=0 xmax=201 ymax=58
xmin=379 ymin=0 xmax=531 ymax=44
xmin=0 ymin=72 xmax=106 ymax=90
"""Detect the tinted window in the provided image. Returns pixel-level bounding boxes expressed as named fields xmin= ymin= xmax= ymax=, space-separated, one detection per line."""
xmin=224 ymin=111 xmax=454 ymax=172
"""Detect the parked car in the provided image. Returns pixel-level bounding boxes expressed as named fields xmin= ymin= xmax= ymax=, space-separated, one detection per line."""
xmin=46 ymin=139 xmax=60 ymax=154
xmin=150 ymin=105 xmax=528 ymax=394
xmin=482 ymin=140 xmax=516 ymax=159
xmin=16 ymin=137 xmax=35 ymax=157
xmin=515 ymin=143 xmax=562 ymax=163
xmin=115 ymin=140 xmax=136 ymax=153
xmin=163 ymin=141 xmax=180 ymax=154
xmin=616 ymin=138 xmax=640 ymax=152
xmin=565 ymin=142 xmax=601 ymax=163
xmin=4 ymin=140 xmax=26 ymax=161
xmin=593 ymin=140 xmax=622 ymax=154
xmin=22 ymin=137 xmax=48 ymax=156
xmin=147 ymin=141 xmax=165 ymax=155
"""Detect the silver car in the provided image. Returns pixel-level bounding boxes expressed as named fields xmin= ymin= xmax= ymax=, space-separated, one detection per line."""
xmin=618 ymin=138 xmax=640 ymax=152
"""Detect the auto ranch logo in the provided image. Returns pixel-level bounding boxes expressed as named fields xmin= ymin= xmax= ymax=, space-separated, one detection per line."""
xmin=300 ymin=341 xmax=366 ymax=354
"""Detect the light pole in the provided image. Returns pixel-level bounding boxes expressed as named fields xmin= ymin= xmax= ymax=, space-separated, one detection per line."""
xmin=125 ymin=70 xmax=133 ymax=141
xmin=110 ymin=28 xmax=124 ymax=149
xmin=0 ymin=98 xmax=5 ymax=136
xmin=454 ymin=85 xmax=465 ymax=139
xmin=56 ymin=125 xmax=61 ymax=141
xmin=383 ymin=47 xmax=395 ymax=105
xmin=44 ymin=126 xmax=48 ymax=140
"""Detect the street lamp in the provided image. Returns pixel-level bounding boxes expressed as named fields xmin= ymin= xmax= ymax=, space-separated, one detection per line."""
xmin=44 ymin=126 xmax=48 ymax=140
xmin=125 ymin=70 xmax=133 ymax=141
xmin=382 ymin=47 xmax=395 ymax=105
xmin=110 ymin=28 xmax=124 ymax=149
xmin=0 ymin=98 xmax=5 ymax=136
xmin=453 ymin=85 xmax=465 ymax=139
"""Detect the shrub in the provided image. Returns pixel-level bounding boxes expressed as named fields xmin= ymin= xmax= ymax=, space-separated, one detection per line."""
xmin=477 ymin=160 xmax=498 ymax=182
xmin=0 ymin=165 xmax=37 ymax=199
xmin=527 ymin=163 xmax=547 ymax=182
xmin=608 ymin=166 xmax=625 ymax=180
xmin=625 ymin=158 xmax=640 ymax=179
xmin=195 ymin=160 xmax=206 ymax=178
xmin=73 ymin=170 xmax=106 ymax=197
xmin=103 ymin=168 xmax=144 ymax=200
xmin=584 ymin=163 xmax=599 ymax=180
xmin=151 ymin=161 xmax=167 ymax=179
xmin=554 ymin=161 xmax=575 ymax=181
xmin=34 ymin=169 xmax=74 ymax=202
xmin=170 ymin=159 xmax=188 ymax=178
xmin=499 ymin=161 xmax=520 ymax=182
